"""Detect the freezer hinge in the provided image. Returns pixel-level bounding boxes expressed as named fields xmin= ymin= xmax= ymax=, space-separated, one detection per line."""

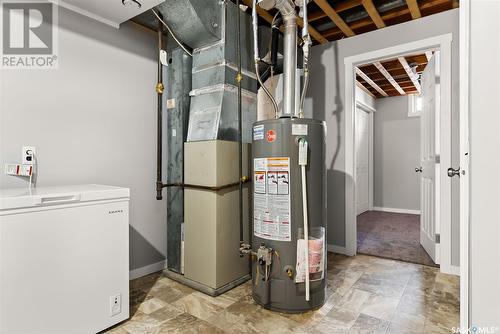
xmin=435 ymin=234 xmax=440 ymax=244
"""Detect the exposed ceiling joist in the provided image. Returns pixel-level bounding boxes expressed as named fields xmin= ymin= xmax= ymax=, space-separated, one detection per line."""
xmin=362 ymin=0 xmax=386 ymax=29
xmin=356 ymin=67 xmax=388 ymax=97
xmin=309 ymin=0 xmax=362 ymax=22
xmin=322 ymin=0 xmax=450 ymax=39
xmin=406 ymin=0 xmax=422 ymax=19
xmin=374 ymin=61 xmax=405 ymax=95
xmin=398 ymin=56 xmax=422 ymax=93
xmin=313 ymin=0 xmax=355 ymax=37
xmin=356 ymin=80 xmax=376 ymax=98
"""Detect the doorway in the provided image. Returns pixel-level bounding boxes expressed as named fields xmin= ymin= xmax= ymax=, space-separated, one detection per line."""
xmin=344 ymin=34 xmax=455 ymax=275
xmin=354 ymin=49 xmax=439 ymax=267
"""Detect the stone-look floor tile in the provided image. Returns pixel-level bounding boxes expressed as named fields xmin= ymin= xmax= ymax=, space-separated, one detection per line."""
xmin=423 ymin=321 xmax=454 ymax=334
xmin=148 ymin=303 xmax=184 ymax=324
xmin=103 ymin=325 xmax=130 ymax=334
xmin=172 ymin=291 xmax=227 ymax=321
xmin=387 ymin=312 xmax=426 ymax=333
xmin=426 ymin=308 xmax=460 ymax=330
xmin=327 ymin=269 xmax=364 ymax=296
xmin=336 ymin=289 xmax=372 ymax=313
xmin=352 ymin=274 xmax=407 ymax=299
xmin=348 ymin=313 xmax=389 ymax=334
xmin=244 ymin=307 xmax=303 ymax=334
xmin=206 ymin=304 xmax=261 ymax=334
xmin=103 ymin=253 xmax=460 ymax=334
xmin=121 ymin=312 xmax=163 ymax=334
xmin=359 ymin=293 xmax=399 ymax=321
xmin=386 ymin=321 xmax=424 ymax=334
xmin=397 ymin=292 xmax=433 ymax=316
xmin=314 ymin=307 xmax=359 ymax=334
xmin=138 ymin=298 xmax=168 ymax=315
xmin=147 ymin=279 xmax=194 ymax=305
xmin=284 ymin=290 xmax=344 ymax=329
xmin=156 ymin=313 xmax=226 ymax=334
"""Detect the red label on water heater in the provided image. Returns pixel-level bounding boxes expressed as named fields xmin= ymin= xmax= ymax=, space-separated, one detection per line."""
xmin=266 ymin=130 xmax=277 ymax=142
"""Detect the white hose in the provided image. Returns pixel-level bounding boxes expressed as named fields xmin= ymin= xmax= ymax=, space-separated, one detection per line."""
xmin=151 ymin=9 xmax=193 ymax=57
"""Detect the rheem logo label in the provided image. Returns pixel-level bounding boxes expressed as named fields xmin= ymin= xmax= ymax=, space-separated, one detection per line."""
xmin=1 ymin=1 xmax=58 ymax=69
xmin=266 ymin=130 xmax=277 ymax=143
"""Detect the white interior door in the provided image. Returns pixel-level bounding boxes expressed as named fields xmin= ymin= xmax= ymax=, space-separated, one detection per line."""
xmin=356 ymin=106 xmax=370 ymax=215
xmin=419 ymin=54 xmax=440 ymax=264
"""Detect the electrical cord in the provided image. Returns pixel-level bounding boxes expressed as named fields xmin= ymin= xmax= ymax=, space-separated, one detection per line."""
xmin=151 ymin=9 xmax=193 ymax=57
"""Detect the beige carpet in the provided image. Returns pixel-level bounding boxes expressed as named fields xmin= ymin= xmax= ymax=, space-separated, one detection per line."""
xmin=357 ymin=210 xmax=438 ymax=267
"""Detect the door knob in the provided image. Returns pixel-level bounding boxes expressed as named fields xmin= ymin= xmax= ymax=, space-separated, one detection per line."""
xmin=415 ymin=167 xmax=423 ymax=173
xmin=447 ymin=167 xmax=460 ymax=178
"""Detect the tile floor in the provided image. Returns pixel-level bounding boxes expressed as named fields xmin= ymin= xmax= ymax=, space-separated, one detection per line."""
xmin=357 ymin=211 xmax=437 ymax=267
xmin=104 ymin=253 xmax=459 ymax=334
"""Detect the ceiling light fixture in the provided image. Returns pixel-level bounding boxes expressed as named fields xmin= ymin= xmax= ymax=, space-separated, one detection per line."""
xmin=122 ymin=0 xmax=141 ymax=9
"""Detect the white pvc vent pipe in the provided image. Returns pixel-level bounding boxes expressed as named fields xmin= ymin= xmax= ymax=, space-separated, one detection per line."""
xmin=298 ymin=138 xmax=310 ymax=301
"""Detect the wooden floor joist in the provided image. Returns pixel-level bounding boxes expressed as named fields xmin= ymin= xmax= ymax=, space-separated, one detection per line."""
xmin=313 ymin=0 xmax=355 ymax=37
xmin=362 ymin=0 xmax=386 ymax=29
xmin=374 ymin=62 xmax=405 ymax=95
xmin=356 ymin=67 xmax=388 ymax=97
xmin=398 ymin=56 xmax=422 ymax=93
xmin=309 ymin=0 xmax=362 ymax=22
xmin=322 ymin=0 xmax=451 ymax=39
xmin=406 ymin=0 xmax=422 ymax=19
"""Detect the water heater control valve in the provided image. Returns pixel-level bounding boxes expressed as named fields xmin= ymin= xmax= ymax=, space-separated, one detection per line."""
xmin=257 ymin=244 xmax=273 ymax=265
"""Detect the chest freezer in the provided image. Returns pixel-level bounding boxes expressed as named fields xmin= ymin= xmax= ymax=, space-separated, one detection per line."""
xmin=0 ymin=184 xmax=130 ymax=334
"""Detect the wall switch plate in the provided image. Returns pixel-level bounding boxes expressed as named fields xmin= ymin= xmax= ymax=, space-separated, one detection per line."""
xmin=109 ymin=294 xmax=122 ymax=317
xmin=22 ymin=146 xmax=35 ymax=165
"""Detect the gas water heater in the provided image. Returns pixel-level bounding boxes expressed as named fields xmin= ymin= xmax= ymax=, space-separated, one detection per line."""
xmin=248 ymin=0 xmax=327 ymax=312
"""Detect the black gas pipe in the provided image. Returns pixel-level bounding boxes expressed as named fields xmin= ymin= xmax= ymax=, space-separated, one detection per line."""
xmin=156 ymin=15 xmax=164 ymax=200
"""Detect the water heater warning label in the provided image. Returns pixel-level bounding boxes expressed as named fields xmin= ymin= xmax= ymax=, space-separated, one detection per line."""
xmin=253 ymin=157 xmax=291 ymax=241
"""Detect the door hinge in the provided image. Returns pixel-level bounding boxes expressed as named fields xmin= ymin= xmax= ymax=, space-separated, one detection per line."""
xmin=435 ymin=155 xmax=440 ymax=164
xmin=435 ymin=234 xmax=440 ymax=244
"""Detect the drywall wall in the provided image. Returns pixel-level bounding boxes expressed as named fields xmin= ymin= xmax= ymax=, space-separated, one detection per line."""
xmin=469 ymin=0 xmax=500 ymax=327
xmin=0 ymin=8 xmax=167 ymax=275
xmin=373 ymin=96 xmax=420 ymax=211
xmin=306 ymin=8 xmax=460 ymax=266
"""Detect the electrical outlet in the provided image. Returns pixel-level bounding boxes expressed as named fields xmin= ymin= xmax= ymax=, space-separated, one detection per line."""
xmin=22 ymin=146 xmax=35 ymax=165
xmin=109 ymin=294 xmax=122 ymax=317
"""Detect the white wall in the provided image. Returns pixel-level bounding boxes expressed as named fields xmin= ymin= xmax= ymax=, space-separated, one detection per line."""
xmin=0 ymin=8 xmax=167 ymax=274
xmin=373 ymin=96 xmax=420 ymax=212
xmin=306 ymin=9 xmax=460 ymax=266
xmin=469 ymin=0 xmax=500 ymax=327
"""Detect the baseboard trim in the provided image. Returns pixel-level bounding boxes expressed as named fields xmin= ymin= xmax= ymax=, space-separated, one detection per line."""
xmin=129 ymin=260 xmax=167 ymax=280
xmin=372 ymin=206 xmax=421 ymax=215
xmin=441 ymin=264 xmax=460 ymax=276
xmin=328 ymin=244 xmax=349 ymax=255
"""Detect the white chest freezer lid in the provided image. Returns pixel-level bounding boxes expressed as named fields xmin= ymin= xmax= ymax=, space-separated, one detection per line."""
xmin=0 ymin=184 xmax=130 ymax=211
